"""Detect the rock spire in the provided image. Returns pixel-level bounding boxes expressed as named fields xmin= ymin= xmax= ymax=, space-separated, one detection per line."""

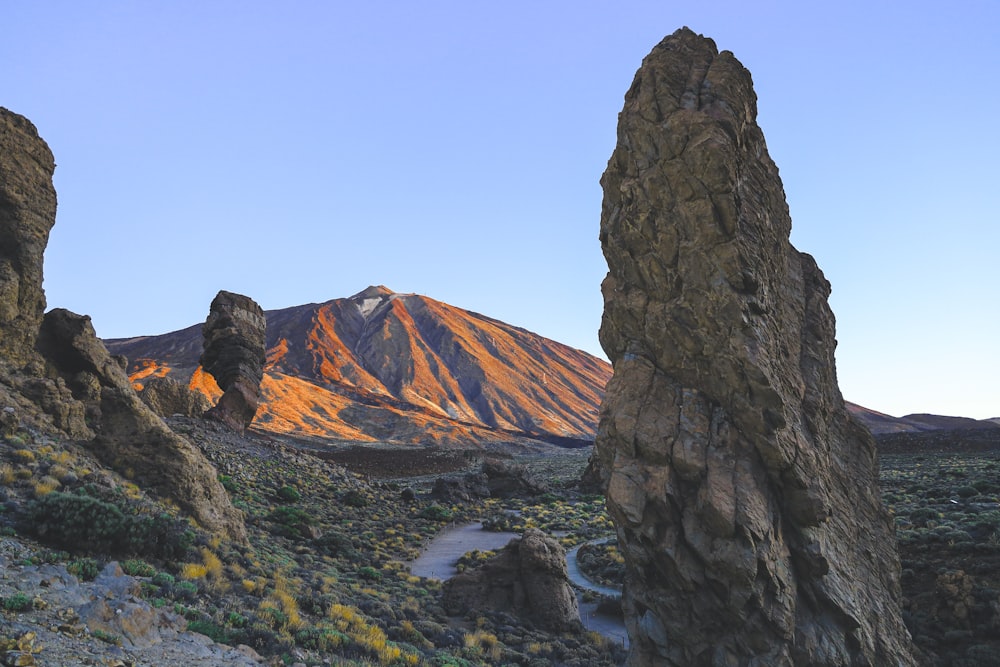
xmin=594 ymin=28 xmax=916 ymax=665
xmin=200 ymin=290 xmax=266 ymax=432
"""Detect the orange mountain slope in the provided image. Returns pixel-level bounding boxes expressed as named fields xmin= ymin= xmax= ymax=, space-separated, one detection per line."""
xmin=105 ymin=286 xmax=612 ymax=447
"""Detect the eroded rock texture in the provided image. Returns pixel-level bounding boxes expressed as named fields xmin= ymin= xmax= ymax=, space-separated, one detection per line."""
xmin=442 ymin=528 xmax=580 ymax=632
xmin=200 ymin=290 xmax=266 ymax=432
xmin=0 ymin=108 xmax=57 ymax=366
xmin=0 ymin=107 xmax=245 ymax=543
xmin=594 ymin=29 xmax=915 ymax=665
xmin=37 ymin=309 xmax=246 ymax=542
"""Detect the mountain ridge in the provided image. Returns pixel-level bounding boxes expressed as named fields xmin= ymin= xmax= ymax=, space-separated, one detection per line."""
xmin=106 ymin=286 xmax=612 ymax=448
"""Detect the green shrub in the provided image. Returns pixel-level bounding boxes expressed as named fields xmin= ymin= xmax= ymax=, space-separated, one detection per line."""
xmin=419 ymin=504 xmax=453 ymax=522
xmin=313 ymin=530 xmax=358 ymax=559
xmin=19 ymin=491 xmax=194 ymax=559
xmin=267 ymin=506 xmax=315 ymax=538
xmin=151 ymin=571 xmax=175 ymax=588
xmin=67 ymin=557 xmax=100 ymax=581
xmin=121 ymin=559 xmax=157 ymax=577
xmin=276 ymin=485 xmax=301 ymax=502
xmin=358 ymin=565 xmax=382 ymax=581
xmin=217 ymin=474 xmax=237 ymax=493
xmin=1 ymin=593 xmax=32 ymax=612
xmin=342 ymin=489 xmax=368 ymax=507
xmin=187 ymin=619 xmax=236 ymax=644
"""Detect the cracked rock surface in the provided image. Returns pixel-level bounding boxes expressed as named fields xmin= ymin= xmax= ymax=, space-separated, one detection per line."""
xmin=593 ymin=28 xmax=916 ymax=666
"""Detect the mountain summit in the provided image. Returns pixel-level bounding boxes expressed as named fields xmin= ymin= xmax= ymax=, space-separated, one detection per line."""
xmin=106 ymin=287 xmax=611 ymax=447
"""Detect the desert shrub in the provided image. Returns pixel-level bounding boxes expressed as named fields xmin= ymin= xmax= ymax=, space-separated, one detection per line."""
xmin=173 ymin=580 xmax=199 ymax=600
xmin=217 ymin=474 xmax=237 ymax=493
xmin=956 ymin=486 xmax=980 ymax=499
xmin=358 ymin=565 xmax=382 ymax=581
xmin=313 ymin=530 xmax=359 ymax=559
xmin=276 ymin=485 xmax=301 ymax=502
xmin=342 ymin=489 xmax=368 ymax=507
xmin=121 ymin=559 xmax=157 ymax=577
xmin=67 ymin=557 xmax=100 ymax=581
xmin=187 ymin=619 xmax=238 ymax=644
xmin=1 ymin=593 xmax=32 ymax=612
xmin=19 ymin=491 xmax=194 ymax=559
xmin=267 ymin=506 xmax=315 ymax=538
xmin=419 ymin=504 xmax=452 ymax=522
xmin=151 ymin=571 xmax=175 ymax=588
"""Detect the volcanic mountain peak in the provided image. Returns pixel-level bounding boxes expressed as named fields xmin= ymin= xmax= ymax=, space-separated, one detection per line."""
xmin=106 ymin=288 xmax=612 ymax=448
xmin=349 ymin=285 xmax=402 ymax=320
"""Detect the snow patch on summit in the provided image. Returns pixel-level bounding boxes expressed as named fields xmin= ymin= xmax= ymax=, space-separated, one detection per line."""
xmin=358 ymin=298 xmax=384 ymax=318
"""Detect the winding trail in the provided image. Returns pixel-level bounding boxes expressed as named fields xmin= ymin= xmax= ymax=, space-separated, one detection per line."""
xmin=409 ymin=522 xmax=628 ymax=647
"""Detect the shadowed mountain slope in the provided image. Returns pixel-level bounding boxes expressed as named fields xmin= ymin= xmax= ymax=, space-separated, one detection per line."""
xmin=847 ymin=402 xmax=1000 ymax=435
xmin=106 ymin=286 xmax=611 ymax=447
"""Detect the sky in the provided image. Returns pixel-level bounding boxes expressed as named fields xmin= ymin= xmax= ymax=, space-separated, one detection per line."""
xmin=4 ymin=1 xmax=998 ymax=420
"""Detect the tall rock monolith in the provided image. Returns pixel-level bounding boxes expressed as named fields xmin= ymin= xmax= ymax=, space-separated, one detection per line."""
xmin=200 ymin=290 xmax=266 ymax=433
xmin=0 ymin=108 xmax=57 ymax=366
xmin=594 ymin=28 xmax=916 ymax=666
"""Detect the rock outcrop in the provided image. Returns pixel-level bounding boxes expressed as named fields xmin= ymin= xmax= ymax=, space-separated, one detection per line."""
xmin=0 ymin=108 xmax=57 ymax=367
xmin=442 ymin=528 xmax=580 ymax=632
xmin=0 ymin=107 xmax=245 ymax=544
xmin=200 ymin=290 xmax=266 ymax=432
xmin=137 ymin=375 xmax=213 ymax=418
xmin=37 ymin=309 xmax=246 ymax=542
xmin=594 ymin=29 xmax=915 ymax=665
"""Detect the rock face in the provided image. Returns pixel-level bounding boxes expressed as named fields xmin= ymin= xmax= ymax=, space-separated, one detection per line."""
xmin=37 ymin=309 xmax=246 ymax=542
xmin=0 ymin=107 xmax=245 ymax=544
xmin=442 ymin=528 xmax=580 ymax=632
xmin=200 ymin=290 xmax=266 ymax=432
xmin=0 ymin=108 xmax=57 ymax=367
xmin=137 ymin=375 xmax=213 ymax=418
xmin=594 ymin=29 xmax=915 ymax=666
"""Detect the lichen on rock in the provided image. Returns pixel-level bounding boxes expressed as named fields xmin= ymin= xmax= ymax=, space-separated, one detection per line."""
xmin=594 ymin=28 xmax=916 ymax=666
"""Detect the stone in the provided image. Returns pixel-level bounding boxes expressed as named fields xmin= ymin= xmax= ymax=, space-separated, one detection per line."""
xmin=594 ymin=28 xmax=916 ymax=666
xmin=442 ymin=528 xmax=580 ymax=632
xmin=36 ymin=309 xmax=247 ymax=543
xmin=136 ymin=375 xmax=212 ymax=418
xmin=200 ymin=290 xmax=266 ymax=432
xmin=482 ymin=459 xmax=548 ymax=498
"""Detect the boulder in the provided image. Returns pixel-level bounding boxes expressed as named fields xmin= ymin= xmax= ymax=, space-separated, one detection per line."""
xmin=200 ymin=290 xmax=266 ymax=432
xmin=442 ymin=528 xmax=579 ymax=632
xmin=594 ymin=28 xmax=915 ymax=665
xmin=136 ymin=375 xmax=213 ymax=418
xmin=482 ymin=459 xmax=548 ymax=498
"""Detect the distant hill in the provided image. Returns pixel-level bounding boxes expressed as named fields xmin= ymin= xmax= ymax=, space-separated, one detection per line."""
xmin=106 ymin=286 xmax=612 ymax=448
xmin=847 ymin=402 xmax=1000 ymax=436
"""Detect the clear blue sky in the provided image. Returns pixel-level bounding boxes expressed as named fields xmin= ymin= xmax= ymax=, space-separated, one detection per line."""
xmin=5 ymin=1 xmax=998 ymax=419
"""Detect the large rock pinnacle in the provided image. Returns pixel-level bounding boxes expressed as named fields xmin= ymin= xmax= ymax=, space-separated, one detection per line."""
xmin=200 ymin=290 xmax=266 ymax=433
xmin=594 ymin=28 xmax=916 ymax=665
xmin=0 ymin=108 xmax=57 ymax=366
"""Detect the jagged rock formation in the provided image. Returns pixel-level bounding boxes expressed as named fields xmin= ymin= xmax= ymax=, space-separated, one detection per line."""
xmin=0 ymin=107 xmax=244 ymax=543
xmin=200 ymin=290 xmax=266 ymax=432
xmin=107 ymin=285 xmax=611 ymax=448
xmin=0 ymin=108 xmax=57 ymax=367
xmin=593 ymin=29 xmax=915 ymax=665
xmin=136 ymin=375 xmax=213 ymax=418
xmin=37 ymin=309 xmax=246 ymax=542
xmin=442 ymin=528 xmax=580 ymax=632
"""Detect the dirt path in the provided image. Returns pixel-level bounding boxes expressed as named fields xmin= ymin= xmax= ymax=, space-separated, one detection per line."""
xmin=408 ymin=523 xmax=629 ymax=647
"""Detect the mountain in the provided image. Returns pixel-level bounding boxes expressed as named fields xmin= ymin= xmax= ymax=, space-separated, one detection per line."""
xmin=105 ymin=286 xmax=611 ymax=448
xmin=847 ymin=402 xmax=1000 ymax=435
